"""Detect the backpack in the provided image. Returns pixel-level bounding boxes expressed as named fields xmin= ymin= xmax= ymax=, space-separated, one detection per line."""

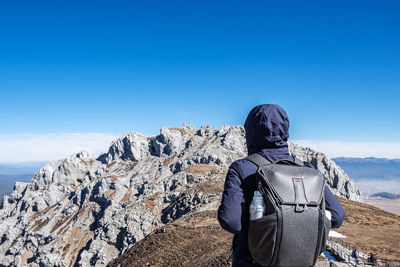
xmin=245 ymin=153 xmax=331 ymax=267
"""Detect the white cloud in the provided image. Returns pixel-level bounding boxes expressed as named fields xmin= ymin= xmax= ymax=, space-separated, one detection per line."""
xmin=1 ymin=134 xmax=399 ymax=164
xmin=293 ymin=140 xmax=400 ymax=159
xmin=355 ymin=179 xmax=400 ymax=195
xmin=0 ymin=133 xmax=121 ymax=163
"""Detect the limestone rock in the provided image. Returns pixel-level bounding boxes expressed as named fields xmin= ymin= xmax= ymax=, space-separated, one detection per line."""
xmin=0 ymin=124 xmax=363 ymax=266
xmin=288 ymin=141 xmax=363 ymax=202
xmin=98 ymin=132 xmax=150 ymax=163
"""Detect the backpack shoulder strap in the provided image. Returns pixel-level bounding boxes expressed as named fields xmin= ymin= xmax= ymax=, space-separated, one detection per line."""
xmin=246 ymin=153 xmax=304 ymax=167
xmin=245 ymin=153 xmax=271 ymax=167
xmin=274 ymin=156 xmax=305 ymax=167
xmin=292 ymin=156 xmax=305 ymax=167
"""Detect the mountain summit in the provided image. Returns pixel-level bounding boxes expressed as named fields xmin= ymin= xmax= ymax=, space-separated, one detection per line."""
xmin=0 ymin=124 xmax=362 ymax=266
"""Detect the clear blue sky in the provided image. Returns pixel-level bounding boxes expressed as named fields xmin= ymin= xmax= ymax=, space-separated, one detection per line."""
xmin=1 ymin=1 xmax=400 ymax=142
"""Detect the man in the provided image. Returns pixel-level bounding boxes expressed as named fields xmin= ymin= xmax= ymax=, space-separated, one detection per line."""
xmin=368 ymin=253 xmax=377 ymax=265
xmin=352 ymin=248 xmax=359 ymax=264
xmin=218 ymin=104 xmax=346 ymax=266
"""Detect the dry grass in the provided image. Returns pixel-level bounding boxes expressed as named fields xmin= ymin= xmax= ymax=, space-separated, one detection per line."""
xmin=52 ymin=216 xmax=68 ymax=233
xmin=77 ymin=207 xmax=92 ymax=218
xmin=198 ymin=136 xmax=218 ymax=150
xmin=63 ymin=243 xmax=71 ymax=254
xmin=163 ymin=156 xmax=176 ymax=167
xmin=61 ymin=227 xmax=93 ymax=264
xmin=102 ymin=175 xmax=119 ymax=182
xmin=108 ymin=210 xmax=233 ymax=267
xmin=336 ymin=197 xmax=400 ymax=263
xmin=54 ymin=214 xmax=75 ymax=235
xmin=30 ymin=204 xmax=58 ymax=221
xmin=106 ymin=161 xmax=117 ymax=168
xmin=143 ymin=192 xmax=162 ymax=212
xmin=105 ymin=190 xmax=116 ymax=198
xmin=31 ymin=217 xmax=51 ymax=232
xmin=109 ymin=195 xmax=400 ymax=266
xmin=79 ymin=158 xmax=96 ymax=167
xmin=121 ymin=188 xmax=133 ymax=202
xmin=187 ymin=178 xmax=225 ymax=195
xmin=166 ymin=127 xmax=187 ymax=135
xmin=20 ymin=247 xmax=33 ymax=264
xmin=365 ymin=198 xmax=400 ymax=216
xmin=79 ymin=158 xmax=88 ymax=166
xmin=183 ymin=164 xmax=218 ymax=175
xmin=52 ymin=204 xmax=95 ymax=234
xmin=126 ymin=162 xmax=138 ymax=171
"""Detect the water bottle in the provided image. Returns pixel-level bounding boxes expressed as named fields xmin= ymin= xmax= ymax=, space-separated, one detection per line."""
xmin=250 ymin=190 xmax=266 ymax=220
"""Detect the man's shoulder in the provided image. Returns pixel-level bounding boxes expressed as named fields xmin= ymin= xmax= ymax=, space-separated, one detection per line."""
xmin=229 ymin=156 xmax=251 ymax=169
xmin=228 ymin=156 xmax=258 ymax=178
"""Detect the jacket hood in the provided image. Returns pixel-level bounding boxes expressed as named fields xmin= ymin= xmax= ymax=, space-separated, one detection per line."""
xmin=244 ymin=104 xmax=290 ymax=154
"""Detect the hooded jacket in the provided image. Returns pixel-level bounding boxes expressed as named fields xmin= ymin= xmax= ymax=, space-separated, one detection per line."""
xmin=217 ymin=104 xmax=345 ymax=266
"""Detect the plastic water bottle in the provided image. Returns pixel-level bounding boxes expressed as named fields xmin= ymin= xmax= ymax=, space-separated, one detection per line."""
xmin=250 ymin=191 xmax=266 ymax=220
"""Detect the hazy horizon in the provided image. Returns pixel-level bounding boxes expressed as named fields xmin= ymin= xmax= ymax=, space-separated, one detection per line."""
xmin=1 ymin=130 xmax=400 ymax=163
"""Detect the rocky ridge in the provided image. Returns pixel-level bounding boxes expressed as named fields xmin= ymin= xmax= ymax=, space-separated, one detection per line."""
xmin=0 ymin=124 xmax=363 ymax=266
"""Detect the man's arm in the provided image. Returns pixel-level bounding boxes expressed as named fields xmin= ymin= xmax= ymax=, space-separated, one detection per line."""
xmin=324 ymin=186 xmax=346 ymax=228
xmin=217 ymin=163 xmax=244 ymax=234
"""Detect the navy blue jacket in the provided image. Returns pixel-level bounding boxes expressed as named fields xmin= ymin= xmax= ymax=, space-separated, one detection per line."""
xmin=217 ymin=104 xmax=346 ymax=266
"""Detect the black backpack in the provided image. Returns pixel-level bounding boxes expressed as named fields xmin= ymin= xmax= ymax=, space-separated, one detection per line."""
xmin=245 ymin=153 xmax=331 ymax=267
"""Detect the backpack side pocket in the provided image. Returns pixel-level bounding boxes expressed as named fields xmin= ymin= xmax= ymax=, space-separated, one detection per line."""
xmin=248 ymin=213 xmax=277 ymax=266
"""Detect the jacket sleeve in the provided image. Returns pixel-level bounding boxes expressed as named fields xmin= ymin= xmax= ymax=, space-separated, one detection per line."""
xmin=217 ymin=163 xmax=244 ymax=234
xmin=324 ymin=186 xmax=346 ymax=228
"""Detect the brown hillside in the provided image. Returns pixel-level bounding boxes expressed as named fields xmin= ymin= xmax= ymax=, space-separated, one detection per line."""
xmin=107 ymin=210 xmax=233 ymax=267
xmin=335 ymin=198 xmax=400 ymax=263
xmin=108 ymin=199 xmax=400 ymax=266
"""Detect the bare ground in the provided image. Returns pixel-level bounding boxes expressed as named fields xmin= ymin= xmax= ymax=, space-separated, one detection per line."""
xmin=108 ymin=199 xmax=400 ymax=266
xmin=364 ymin=198 xmax=400 ymax=216
xmin=107 ymin=210 xmax=233 ymax=267
xmin=333 ymin=198 xmax=400 ymax=264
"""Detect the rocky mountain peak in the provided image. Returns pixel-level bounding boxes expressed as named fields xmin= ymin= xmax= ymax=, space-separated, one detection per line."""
xmin=0 ymin=124 xmax=362 ymax=266
xmin=288 ymin=142 xmax=363 ymax=201
xmin=98 ymin=132 xmax=150 ymax=163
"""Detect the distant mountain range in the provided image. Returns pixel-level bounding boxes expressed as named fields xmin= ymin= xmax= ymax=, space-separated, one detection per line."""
xmin=0 ymin=162 xmax=45 ymax=204
xmin=332 ymin=157 xmax=400 ymax=197
xmin=371 ymin=192 xmax=400 ymax=199
xmin=0 ymin=162 xmax=47 ymax=176
xmin=332 ymin=157 xmax=400 ymax=180
xmin=0 ymin=174 xmax=33 ymax=203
